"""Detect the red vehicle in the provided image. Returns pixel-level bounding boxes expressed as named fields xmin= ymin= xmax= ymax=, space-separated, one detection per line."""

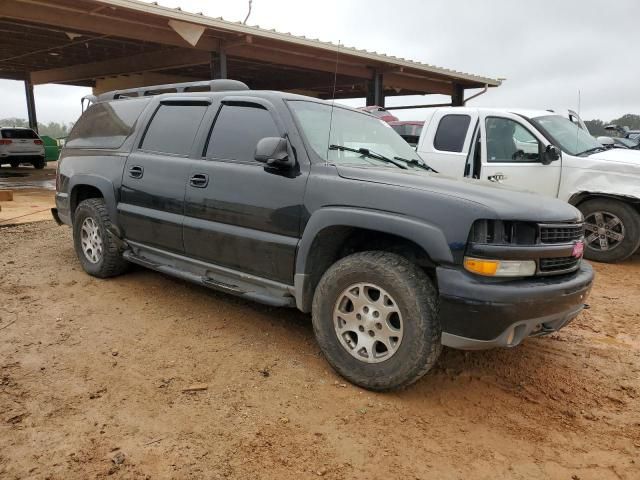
xmin=357 ymin=106 xmax=399 ymax=123
xmin=388 ymin=121 xmax=425 ymax=147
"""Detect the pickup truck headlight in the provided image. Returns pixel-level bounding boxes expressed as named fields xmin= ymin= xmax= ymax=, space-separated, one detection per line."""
xmin=464 ymin=257 xmax=536 ymax=277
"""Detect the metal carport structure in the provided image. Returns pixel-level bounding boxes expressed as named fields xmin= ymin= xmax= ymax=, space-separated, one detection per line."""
xmin=0 ymin=0 xmax=501 ymax=131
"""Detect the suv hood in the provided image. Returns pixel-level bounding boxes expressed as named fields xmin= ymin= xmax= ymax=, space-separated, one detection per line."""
xmin=336 ymin=165 xmax=581 ymax=223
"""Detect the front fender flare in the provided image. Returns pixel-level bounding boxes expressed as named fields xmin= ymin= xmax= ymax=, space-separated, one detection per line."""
xmin=293 ymin=207 xmax=453 ymax=311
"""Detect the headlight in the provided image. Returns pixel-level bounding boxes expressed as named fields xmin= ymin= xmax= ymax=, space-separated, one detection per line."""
xmin=464 ymin=257 xmax=536 ymax=277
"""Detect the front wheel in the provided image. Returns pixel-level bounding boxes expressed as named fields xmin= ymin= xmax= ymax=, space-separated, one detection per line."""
xmin=312 ymin=251 xmax=441 ymax=391
xmin=579 ymin=198 xmax=640 ymax=263
xmin=9 ymin=160 xmax=20 ymax=168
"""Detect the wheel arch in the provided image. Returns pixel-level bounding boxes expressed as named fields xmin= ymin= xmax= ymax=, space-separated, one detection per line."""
xmin=294 ymin=207 xmax=453 ymax=312
xmin=569 ymin=191 xmax=640 ymax=213
xmin=69 ymin=175 xmax=118 ymax=225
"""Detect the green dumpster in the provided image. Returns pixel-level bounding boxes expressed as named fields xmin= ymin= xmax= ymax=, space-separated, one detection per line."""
xmin=40 ymin=135 xmax=60 ymax=162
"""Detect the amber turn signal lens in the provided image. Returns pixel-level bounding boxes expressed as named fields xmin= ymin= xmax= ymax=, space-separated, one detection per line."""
xmin=464 ymin=257 xmax=500 ymax=276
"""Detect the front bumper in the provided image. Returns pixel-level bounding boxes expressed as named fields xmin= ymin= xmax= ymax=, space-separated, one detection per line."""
xmin=437 ymin=262 xmax=594 ymax=350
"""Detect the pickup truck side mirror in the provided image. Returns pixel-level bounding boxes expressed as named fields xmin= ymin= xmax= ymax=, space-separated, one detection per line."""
xmin=542 ymin=144 xmax=561 ymax=165
xmin=255 ymin=137 xmax=294 ymax=169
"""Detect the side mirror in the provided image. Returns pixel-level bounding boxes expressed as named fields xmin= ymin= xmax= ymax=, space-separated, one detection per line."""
xmin=542 ymin=144 xmax=560 ymax=165
xmin=255 ymin=137 xmax=294 ymax=169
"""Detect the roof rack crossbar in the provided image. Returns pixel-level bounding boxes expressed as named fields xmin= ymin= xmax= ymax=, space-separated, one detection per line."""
xmin=95 ymin=79 xmax=249 ymax=102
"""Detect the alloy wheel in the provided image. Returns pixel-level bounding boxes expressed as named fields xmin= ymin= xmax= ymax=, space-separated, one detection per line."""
xmin=333 ymin=282 xmax=403 ymax=363
xmin=584 ymin=211 xmax=625 ymax=252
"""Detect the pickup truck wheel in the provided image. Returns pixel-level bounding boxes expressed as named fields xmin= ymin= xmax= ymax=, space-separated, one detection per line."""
xmin=579 ymin=198 xmax=640 ymax=263
xmin=312 ymin=251 xmax=441 ymax=391
xmin=73 ymin=198 xmax=128 ymax=278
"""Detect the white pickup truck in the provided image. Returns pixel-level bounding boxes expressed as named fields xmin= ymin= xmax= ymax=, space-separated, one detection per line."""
xmin=415 ymin=108 xmax=640 ymax=262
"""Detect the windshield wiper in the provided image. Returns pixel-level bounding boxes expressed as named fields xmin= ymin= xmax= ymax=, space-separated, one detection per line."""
xmin=577 ymin=146 xmax=606 ymax=156
xmin=329 ymin=144 xmax=408 ymax=170
xmin=393 ymin=156 xmax=438 ymax=173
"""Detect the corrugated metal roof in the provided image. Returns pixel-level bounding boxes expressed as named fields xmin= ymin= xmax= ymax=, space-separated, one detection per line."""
xmin=98 ymin=0 xmax=501 ymax=86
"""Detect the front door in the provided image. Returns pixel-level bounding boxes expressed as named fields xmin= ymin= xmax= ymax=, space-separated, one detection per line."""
xmin=118 ymin=101 xmax=209 ymax=253
xmin=183 ymin=99 xmax=308 ymax=284
xmin=479 ymin=113 xmax=561 ymax=198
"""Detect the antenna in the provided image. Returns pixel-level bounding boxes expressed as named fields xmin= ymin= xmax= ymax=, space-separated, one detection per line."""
xmin=325 ymin=41 xmax=340 ymax=164
xmin=243 ymin=0 xmax=253 ymax=24
xmin=575 ymin=88 xmax=581 ymax=152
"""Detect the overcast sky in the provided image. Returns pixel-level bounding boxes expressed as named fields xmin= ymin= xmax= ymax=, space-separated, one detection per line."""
xmin=1 ymin=0 xmax=638 ymax=124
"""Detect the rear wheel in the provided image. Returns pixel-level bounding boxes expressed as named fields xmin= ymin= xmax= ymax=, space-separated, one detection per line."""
xmin=32 ymin=158 xmax=45 ymax=169
xmin=312 ymin=251 xmax=441 ymax=391
xmin=73 ymin=198 xmax=128 ymax=278
xmin=578 ymin=198 xmax=640 ymax=263
xmin=9 ymin=160 xmax=20 ymax=168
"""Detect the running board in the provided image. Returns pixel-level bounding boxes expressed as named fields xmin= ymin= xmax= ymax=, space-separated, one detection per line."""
xmin=122 ymin=243 xmax=295 ymax=308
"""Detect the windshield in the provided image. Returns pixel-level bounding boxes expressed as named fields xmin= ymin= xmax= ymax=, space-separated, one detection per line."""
xmin=530 ymin=115 xmax=601 ymax=156
xmin=288 ymin=101 xmax=425 ymax=168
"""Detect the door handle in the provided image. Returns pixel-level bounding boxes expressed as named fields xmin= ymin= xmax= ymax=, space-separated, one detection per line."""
xmin=128 ymin=165 xmax=144 ymax=179
xmin=487 ymin=173 xmax=507 ymax=183
xmin=189 ymin=173 xmax=209 ymax=188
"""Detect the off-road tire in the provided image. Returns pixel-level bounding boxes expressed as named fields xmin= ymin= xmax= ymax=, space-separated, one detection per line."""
xmin=312 ymin=251 xmax=441 ymax=391
xmin=578 ymin=198 xmax=640 ymax=263
xmin=73 ymin=198 xmax=128 ymax=278
xmin=9 ymin=160 xmax=20 ymax=168
xmin=32 ymin=158 xmax=45 ymax=169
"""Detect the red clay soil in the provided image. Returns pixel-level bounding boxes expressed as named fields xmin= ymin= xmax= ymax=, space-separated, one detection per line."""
xmin=1 ymin=221 xmax=639 ymax=479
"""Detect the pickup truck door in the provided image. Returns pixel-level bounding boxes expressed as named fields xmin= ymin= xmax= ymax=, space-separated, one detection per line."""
xmin=416 ymin=110 xmax=478 ymax=176
xmin=478 ymin=112 xmax=561 ymax=197
xmin=182 ymin=98 xmax=308 ymax=285
xmin=119 ymin=99 xmax=210 ymax=253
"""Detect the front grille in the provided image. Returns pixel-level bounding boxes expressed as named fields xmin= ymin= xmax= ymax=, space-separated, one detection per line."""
xmin=540 ymin=224 xmax=584 ymax=244
xmin=539 ymin=256 xmax=580 ymax=273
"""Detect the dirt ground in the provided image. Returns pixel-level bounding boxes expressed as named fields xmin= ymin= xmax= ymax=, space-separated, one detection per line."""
xmin=1 ymin=218 xmax=639 ymax=478
xmin=0 ymin=163 xmax=56 ymax=225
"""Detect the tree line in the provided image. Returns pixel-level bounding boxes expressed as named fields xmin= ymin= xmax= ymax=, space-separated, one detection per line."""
xmin=0 ymin=117 xmax=74 ymax=138
xmin=584 ymin=114 xmax=640 ymax=136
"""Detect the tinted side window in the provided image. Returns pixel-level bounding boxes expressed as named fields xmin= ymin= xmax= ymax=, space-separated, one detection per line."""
xmin=433 ymin=114 xmax=471 ymax=152
xmin=141 ymin=104 xmax=207 ymax=156
xmin=66 ymin=99 xmax=149 ymax=149
xmin=206 ymin=105 xmax=279 ymax=162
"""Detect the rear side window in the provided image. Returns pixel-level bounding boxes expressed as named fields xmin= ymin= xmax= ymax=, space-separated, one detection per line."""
xmin=140 ymin=104 xmax=208 ymax=156
xmin=206 ymin=105 xmax=279 ymax=162
xmin=1 ymin=129 xmax=38 ymax=139
xmin=433 ymin=114 xmax=471 ymax=152
xmin=66 ymin=99 xmax=148 ymax=149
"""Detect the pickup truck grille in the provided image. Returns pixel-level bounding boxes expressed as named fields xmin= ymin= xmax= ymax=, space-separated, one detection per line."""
xmin=539 ymin=256 xmax=580 ymax=273
xmin=540 ymin=224 xmax=584 ymax=244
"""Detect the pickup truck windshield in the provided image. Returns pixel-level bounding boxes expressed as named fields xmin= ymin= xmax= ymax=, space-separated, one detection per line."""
xmin=289 ymin=100 xmax=427 ymax=169
xmin=530 ymin=115 xmax=602 ymax=156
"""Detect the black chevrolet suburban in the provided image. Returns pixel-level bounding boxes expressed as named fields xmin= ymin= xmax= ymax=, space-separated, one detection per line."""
xmin=53 ymin=80 xmax=594 ymax=391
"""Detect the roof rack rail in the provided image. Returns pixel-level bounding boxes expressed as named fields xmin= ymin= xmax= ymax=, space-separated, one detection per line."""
xmin=95 ymin=79 xmax=249 ymax=103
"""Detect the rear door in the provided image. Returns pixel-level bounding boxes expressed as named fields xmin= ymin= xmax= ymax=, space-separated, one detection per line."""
xmin=479 ymin=112 xmax=561 ymax=197
xmin=118 ymin=98 xmax=210 ymax=253
xmin=416 ymin=109 xmax=478 ymax=176
xmin=183 ymin=98 xmax=308 ymax=284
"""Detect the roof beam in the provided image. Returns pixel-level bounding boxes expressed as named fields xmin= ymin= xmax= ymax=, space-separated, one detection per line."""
xmin=1 ymin=0 xmax=219 ymax=50
xmin=226 ymin=44 xmax=372 ymax=80
xmin=30 ymin=48 xmax=211 ymax=85
xmin=384 ymin=72 xmax=453 ymax=96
